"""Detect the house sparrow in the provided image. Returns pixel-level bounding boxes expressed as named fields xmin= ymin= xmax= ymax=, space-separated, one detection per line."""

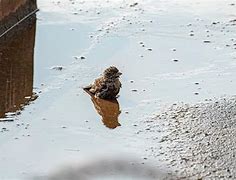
xmin=84 ymin=66 xmax=122 ymax=99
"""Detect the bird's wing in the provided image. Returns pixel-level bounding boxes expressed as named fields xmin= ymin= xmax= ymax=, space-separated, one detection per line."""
xmin=89 ymin=77 xmax=106 ymax=94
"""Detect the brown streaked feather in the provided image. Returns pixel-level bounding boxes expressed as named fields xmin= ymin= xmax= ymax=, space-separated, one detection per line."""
xmin=88 ymin=77 xmax=106 ymax=94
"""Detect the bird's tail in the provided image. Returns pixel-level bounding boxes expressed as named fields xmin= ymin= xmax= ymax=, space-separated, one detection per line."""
xmin=83 ymin=84 xmax=92 ymax=91
xmin=83 ymin=85 xmax=95 ymax=97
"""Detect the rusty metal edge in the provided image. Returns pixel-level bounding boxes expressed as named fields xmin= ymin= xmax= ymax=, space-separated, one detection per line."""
xmin=0 ymin=8 xmax=39 ymax=39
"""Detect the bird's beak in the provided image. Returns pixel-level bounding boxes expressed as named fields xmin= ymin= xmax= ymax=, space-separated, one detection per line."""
xmin=117 ymin=72 xmax=122 ymax=76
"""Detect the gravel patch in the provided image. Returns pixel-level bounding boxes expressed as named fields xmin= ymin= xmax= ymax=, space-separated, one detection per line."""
xmin=144 ymin=96 xmax=236 ymax=179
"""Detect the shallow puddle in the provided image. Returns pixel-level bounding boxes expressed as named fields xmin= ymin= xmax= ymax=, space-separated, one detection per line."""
xmin=0 ymin=0 xmax=236 ymax=179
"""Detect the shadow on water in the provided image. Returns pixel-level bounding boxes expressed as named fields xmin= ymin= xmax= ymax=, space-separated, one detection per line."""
xmin=84 ymin=90 xmax=121 ymax=129
xmin=0 ymin=10 xmax=37 ymax=121
xmin=33 ymin=158 xmax=170 ymax=180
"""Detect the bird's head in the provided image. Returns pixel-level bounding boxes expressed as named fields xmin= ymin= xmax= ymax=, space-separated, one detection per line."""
xmin=103 ymin=66 xmax=122 ymax=79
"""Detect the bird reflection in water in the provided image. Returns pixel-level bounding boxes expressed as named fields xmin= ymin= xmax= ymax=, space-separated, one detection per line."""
xmin=84 ymin=90 xmax=121 ymax=129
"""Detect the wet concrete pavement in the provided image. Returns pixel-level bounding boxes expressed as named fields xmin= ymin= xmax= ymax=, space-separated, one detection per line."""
xmin=0 ymin=0 xmax=236 ymax=179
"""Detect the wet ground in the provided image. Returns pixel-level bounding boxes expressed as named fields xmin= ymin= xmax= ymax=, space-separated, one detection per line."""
xmin=0 ymin=0 xmax=236 ymax=179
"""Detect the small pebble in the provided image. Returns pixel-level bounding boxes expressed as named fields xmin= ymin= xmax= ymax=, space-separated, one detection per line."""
xmin=130 ymin=2 xmax=138 ymax=7
xmin=51 ymin=66 xmax=64 ymax=71
xmin=203 ymin=40 xmax=211 ymax=43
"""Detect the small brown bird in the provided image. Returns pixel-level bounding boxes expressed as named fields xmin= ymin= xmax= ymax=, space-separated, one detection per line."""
xmin=84 ymin=66 xmax=122 ymax=99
